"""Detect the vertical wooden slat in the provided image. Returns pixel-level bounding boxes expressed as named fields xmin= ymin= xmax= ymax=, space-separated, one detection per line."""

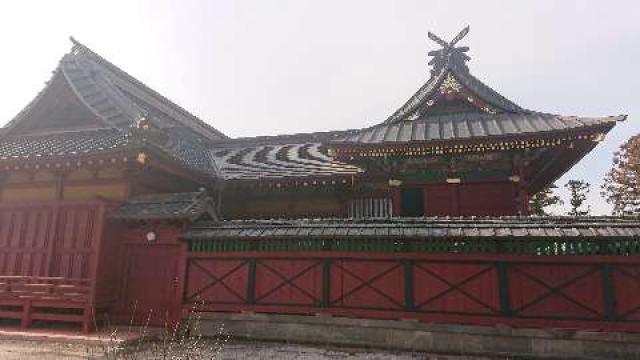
xmin=247 ymin=259 xmax=256 ymax=305
xmin=46 ymin=204 xmax=60 ymax=276
xmin=496 ymin=261 xmax=511 ymax=316
xmin=602 ymin=263 xmax=617 ymax=321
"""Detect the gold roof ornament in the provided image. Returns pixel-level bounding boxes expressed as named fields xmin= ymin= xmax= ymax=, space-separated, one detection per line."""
xmin=137 ymin=152 xmax=147 ymax=165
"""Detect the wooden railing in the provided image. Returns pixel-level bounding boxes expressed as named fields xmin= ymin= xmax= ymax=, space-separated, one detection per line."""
xmin=0 ymin=276 xmax=95 ymax=331
xmin=0 ymin=276 xmax=91 ymax=302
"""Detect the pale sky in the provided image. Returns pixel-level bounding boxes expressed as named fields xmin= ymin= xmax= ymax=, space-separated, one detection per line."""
xmin=1 ymin=0 xmax=639 ymax=214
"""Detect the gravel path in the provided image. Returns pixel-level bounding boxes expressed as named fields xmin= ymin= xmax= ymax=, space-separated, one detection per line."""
xmin=0 ymin=339 xmax=490 ymax=359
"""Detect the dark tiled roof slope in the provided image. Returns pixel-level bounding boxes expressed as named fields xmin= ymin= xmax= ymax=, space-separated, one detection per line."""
xmin=214 ymin=129 xmax=360 ymax=147
xmin=337 ymin=112 xmax=623 ymax=144
xmin=210 ymin=143 xmax=362 ymax=180
xmin=0 ymin=128 xmax=129 ymax=160
xmin=0 ymin=126 xmax=219 ymax=177
xmin=110 ymin=191 xmax=216 ymax=222
xmin=163 ymin=127 xmax=219 ymax=175
xmin=184 ymin=217 xmax=640 ymax=240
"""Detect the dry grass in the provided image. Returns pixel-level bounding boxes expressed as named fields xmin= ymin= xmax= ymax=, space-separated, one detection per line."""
xmin=99 ymin=300 xmax=229 ymax=360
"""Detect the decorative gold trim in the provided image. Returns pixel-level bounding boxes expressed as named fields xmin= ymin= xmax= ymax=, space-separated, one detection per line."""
xmin=332 ymin=132 xmax=603 ymax=158
xmin=136 ymin=152 xmax=147 ymax=165
xmin=439 ymin=73 xmax=462 ymax=94
xmin=593 ymin=133 xmax=606 ymax=143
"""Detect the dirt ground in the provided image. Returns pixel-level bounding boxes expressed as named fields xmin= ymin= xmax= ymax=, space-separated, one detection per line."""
xmin=0 ymin=339 xmax=490 ymax=359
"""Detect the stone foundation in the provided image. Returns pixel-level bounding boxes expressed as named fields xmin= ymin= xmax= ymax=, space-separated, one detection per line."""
xmin=199 ymin=312 xmax=640 ymax=359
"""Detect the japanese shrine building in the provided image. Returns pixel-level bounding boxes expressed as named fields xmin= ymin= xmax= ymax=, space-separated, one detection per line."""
xmin=0 ymin=28 xmax=638 ymax=337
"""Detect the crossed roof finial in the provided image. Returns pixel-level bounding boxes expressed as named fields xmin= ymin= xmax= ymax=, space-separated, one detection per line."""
xmin=427 ymin=26 xmax=470 ymax=75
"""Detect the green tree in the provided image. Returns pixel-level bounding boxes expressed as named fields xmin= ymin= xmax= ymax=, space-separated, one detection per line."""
xmin=602 ymin=134 xmax=640 ymax=215
xmin=565 ymin=179 xmax=591 ymax=216
xmin=529 ymin=183 xmax=562 ymax=216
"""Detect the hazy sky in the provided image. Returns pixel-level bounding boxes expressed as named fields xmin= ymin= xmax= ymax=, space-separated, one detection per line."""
xmin=0 ymin=1 xmax=638 ymax=214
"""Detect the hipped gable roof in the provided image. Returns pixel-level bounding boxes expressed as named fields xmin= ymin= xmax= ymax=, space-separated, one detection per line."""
xmin=332 ymin=28 xmax=623 ymax=146
xmin=5 ymin=38 xmax=227 ymax=141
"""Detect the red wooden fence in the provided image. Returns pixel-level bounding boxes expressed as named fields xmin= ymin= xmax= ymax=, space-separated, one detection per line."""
xmin=0 ymin=200 xmax=108 ymax=331
xmin=184 ymin=252 xmax=640 ymax=332
xmin=0 ymin=201 xmax=104 ymax=279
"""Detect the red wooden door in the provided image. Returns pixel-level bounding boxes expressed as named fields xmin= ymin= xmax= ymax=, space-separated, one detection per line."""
xmin=119 ymin=244 xmax=182 ymax=326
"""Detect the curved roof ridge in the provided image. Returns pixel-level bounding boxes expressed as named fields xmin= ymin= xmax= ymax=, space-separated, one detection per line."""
xmin=383 ymin=68 xmax=448 ymax=125
xmin=60 ymin=53 xmax=142 ymax=128
xmin=450 ymin=65 xmax=525 ymax=113
xmin=69 ymin=37 xmax=227 ymax=140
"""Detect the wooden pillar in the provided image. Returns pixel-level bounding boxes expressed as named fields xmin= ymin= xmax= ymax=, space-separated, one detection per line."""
xmin=517 ymin=155 xmax=529 ymax=216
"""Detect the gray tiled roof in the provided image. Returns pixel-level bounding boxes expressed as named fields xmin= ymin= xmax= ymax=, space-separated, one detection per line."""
xmin=212 ymin=129 xmax=360 ymax=147
xmin=163 ymin=127 xmax=219 ymax=175
xmin=0 ymin=126 xmax=218 ymax=176
xmin=183 ymin=217 xmax=640 ymax=240
xmin=110 ymin=191 xmax=216 ymax=222
xmin=210 ymin=143 xmax=363 ymax=180
xmin=0 ymin=128 xmax=129 ymax=160
xmin=336 ymin=112 xmax=623 ymax=144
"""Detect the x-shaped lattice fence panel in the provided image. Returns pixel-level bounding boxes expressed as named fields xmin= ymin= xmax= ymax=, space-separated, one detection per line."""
xmin=254 ymin=259 xmax=323 ymax=306
xmin=185 ymin=259 xmax=249 ymax=304
xmin=613 ymin=265 xmax=640 ymax=321
xmin=508 ymin=264 xmax=603 ymax=319
xmin=413 ymin=262 xmax=499 ymax=315
xmin=329 ymin=260 xmax=404 ymax=311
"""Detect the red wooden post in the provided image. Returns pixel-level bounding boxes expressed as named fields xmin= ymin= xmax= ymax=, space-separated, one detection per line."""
xmin=21 ymin=300 xmax=32 ymax=328
xmin=82 ymin=304 xmax=94 ymax=333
